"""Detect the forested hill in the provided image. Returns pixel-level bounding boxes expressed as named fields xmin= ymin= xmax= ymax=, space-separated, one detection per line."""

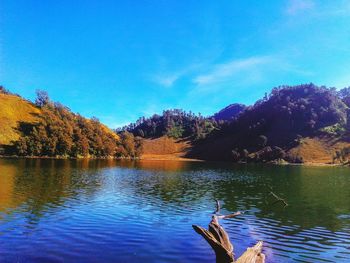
xmin=118 ymin=109 xmax=218 ymax=140
xmin=0 ymin=87 xmax=141 ymax=158
xmin=123 ymin=84 xmax=350 ymax=164
xmin=3 ymin=84 xmax=350 ymax=163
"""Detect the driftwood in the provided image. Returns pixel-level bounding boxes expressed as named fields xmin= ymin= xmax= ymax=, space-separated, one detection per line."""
xmin=268 ymin=188 xmax=288 ymax=207
xmin=269 ymin=191 xmax=288 ymax=207
xmin=193 ymin=200 xmax=265 ymax=263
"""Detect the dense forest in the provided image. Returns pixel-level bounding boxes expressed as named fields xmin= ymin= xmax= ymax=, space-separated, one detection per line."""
xmin=212 ymin=103 xmax=246 ymax=121
xmin=118 ymin=109 xmax=218 ymax=140
xmin=222 ymin=85 xmax=346 ymax=142
xmin=123 ymin=84 xmax=348 ymax=142
xmin=1 ymin=88 xmax=142 ymax=158
xmin=192 ymin=84 xmax=350 ymax=162
xmin=2 ymin=84 xmax=350 ymax=163
xmin=122 ymin=84 xmax=350 ymax=163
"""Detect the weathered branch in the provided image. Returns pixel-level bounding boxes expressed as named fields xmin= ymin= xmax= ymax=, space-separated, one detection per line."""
xmin=215 ymin=199 xmax=221 ymax=213
xmin=269 ymin=190 xmax=288 ymax=207
xmin=217 ymin=211 xmax=242 ymax=220
xmin=236 ymin=241 xmax=265 ymax=263
xmin=193 ymin=200 xmax=265 ymax=263
xmin=193 ymin=215 xmax=234 ymax=263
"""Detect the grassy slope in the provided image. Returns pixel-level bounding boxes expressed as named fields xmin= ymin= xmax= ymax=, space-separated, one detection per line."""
xmin=142 ymin=134 xmax=350 ymax=164
xmin=141 ymin=136 xmax=194 ymax=160
xmin=0 ymin=93 xmax=119 ymax=147
xmin=2 ymin=92 xmax=349 ymax=164
xmin=0 ymin=93 xmax=41 ymax=146
xmin=287 ymin=136 xmax=350 ymax=164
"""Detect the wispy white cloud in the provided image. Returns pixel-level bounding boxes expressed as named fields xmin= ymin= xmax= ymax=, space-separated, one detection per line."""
xmin=285 ymin=0 xmax=350 ymax=17
xmin=185 ymin=54 xmax=313 ymax=100
xmin=193 ymin=56 xmax=273 ymax=86
xmin=286 ymin=0 xmax=315 ymax=15
xmin=152 ymin=73 xmax=183 ymax=87
xmin=317 ymin=1 xmax=350 ymax=17
xmin=151 ymin=63 xmax=202 ymax=88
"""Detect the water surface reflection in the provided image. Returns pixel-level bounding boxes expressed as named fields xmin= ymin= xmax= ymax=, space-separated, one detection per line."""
xmin=0 ymin=159 xmax=349 ymax=262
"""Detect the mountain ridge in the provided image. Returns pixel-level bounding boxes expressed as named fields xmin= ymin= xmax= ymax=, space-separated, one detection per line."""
xmin=2 ymin=84 xmax=350 ymax=164
xmin=123 ymin=84 xmax=350 ymax=164
xmin=212 ymin=103 xmax=246 ymax=121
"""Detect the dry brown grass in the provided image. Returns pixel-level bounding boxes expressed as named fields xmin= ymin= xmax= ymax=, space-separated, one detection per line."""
xmin=287 ymin=136 xmax=350 ymax=164
xmin=142 ymin=135 xmax=350 ymax=164
xmin=0 ymin=93 xmax=119 ymax=147
xmin=141 ymin=136 xmax=194 ymax=160
xmin=0 ymin=94 xmax=41 ymax=146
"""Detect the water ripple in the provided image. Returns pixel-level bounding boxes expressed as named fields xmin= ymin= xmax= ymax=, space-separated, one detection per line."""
xmin=0 ymin=159 xmax=350 ymax=262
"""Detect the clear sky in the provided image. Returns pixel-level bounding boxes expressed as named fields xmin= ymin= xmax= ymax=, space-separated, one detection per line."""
xmin=1 ymin=0 xmax=350 ymax=128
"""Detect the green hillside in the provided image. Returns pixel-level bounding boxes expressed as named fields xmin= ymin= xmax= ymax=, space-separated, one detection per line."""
xmin=124 ymin=84 xmax=350 ymax=164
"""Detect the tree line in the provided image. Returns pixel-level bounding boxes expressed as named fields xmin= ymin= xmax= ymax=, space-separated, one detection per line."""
xmin=118 ymin=108 xmax=218 ymax=140
xmin=14 ymin=90 xmax=142 ymax=158
xmin=4 ymin=83 xmax=350 ymax=162
xmin=209 ymin=84 xmax=350 ymax=162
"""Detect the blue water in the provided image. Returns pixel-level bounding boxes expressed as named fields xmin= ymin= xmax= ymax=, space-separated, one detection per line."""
xmin=0 ymin=159 xmax=349 ymax=262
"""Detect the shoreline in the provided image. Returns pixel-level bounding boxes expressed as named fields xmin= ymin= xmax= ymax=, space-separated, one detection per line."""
xmin=140 ymin=155 xmax=347 ymax=167
xmin=0 ymin=155 xmax=138 ymax=160
xmin=0 ymin=155 xmax=347 ymax=167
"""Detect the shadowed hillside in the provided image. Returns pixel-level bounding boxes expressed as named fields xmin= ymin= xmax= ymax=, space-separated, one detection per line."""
xmin=213 ymin=103 xmax=246 ymax=121
xmin=3 ymin=84 xmax=350 ymax=164
xmin=124 ymin=84 xmax=350 ymax=164
xmin=186 ymin=84 xmax=350 ymax=164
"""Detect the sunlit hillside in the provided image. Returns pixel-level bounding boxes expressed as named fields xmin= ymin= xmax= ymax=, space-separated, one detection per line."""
xmin=0 ymin=93 xmax=40 ymax=146
xmin=0 ymin=92 xmax=125 ymax=157
xmin=141 ymin=136 xmax=193 ymax=161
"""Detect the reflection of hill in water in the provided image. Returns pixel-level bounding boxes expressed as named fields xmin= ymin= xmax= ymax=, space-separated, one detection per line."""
xmin=0 ymin=159 xmax=104 ymax=223
xmin=120 ymin=159 xmax=189 ymax=171
xmin=0 ymin=159 xmax=349 ymax=262
xmin=0 ymin=163 xmax=24 ymax=212
xmin=207 ymin=165 xmax=350 ymax=232
xmin=0 ymin=159 xmax=349 ymax=233
xmin=114 ymin=162 xmax=350 ymax=232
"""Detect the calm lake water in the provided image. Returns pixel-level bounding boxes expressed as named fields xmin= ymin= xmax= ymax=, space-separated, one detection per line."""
xmin=0 ymin=159 xmax=349 ymax=263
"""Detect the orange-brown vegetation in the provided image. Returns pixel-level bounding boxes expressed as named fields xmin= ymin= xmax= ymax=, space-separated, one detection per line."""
xmin=0 ymin=162 xmax=23 ymax=212
xmin=0 ymin=93 xmax=40 ymax=146
xmin=4 ymin=84 xmax=350 ymax=165
xmin=141 ymin=136 xmax=194 ymax=160
xmin=287 ymin=136 xmax=350 ymax=164
xmin=124 ymin=84 xmax=350 ymax=165
xmin=0 ymin=91 xmax=139 ymax=158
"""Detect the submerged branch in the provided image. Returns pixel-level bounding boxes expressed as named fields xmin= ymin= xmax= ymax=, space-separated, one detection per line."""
xmin=269 ymin=190 xmax=288 ymax=207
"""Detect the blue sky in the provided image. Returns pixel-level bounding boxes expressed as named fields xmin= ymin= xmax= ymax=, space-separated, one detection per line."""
xmin=1 ymin=0 xmax=350 ymax=128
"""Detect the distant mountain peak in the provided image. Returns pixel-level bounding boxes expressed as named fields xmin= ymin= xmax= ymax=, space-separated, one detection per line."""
xmin=213 ymin=103 xmax=246 ymax=121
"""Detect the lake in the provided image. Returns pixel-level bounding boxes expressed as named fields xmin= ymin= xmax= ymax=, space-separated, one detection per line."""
xmin=0 ymin=159 xmax=349 ymax=262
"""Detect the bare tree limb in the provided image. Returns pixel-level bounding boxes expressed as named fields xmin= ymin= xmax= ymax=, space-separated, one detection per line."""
xmin=193 ymin=200 xmax=265 ymax=263
xmin=217 ymin=211 xmax=243 ymax=220
xmin=236 ymin=241 xmax=265 ymax=263
xmin=193 ymin=215 xmax=234 ymax=263
xmin=215 ymin=199 xmax=221 ymax=214
xmin=269 ymin=191 xmax=288 ymax=207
